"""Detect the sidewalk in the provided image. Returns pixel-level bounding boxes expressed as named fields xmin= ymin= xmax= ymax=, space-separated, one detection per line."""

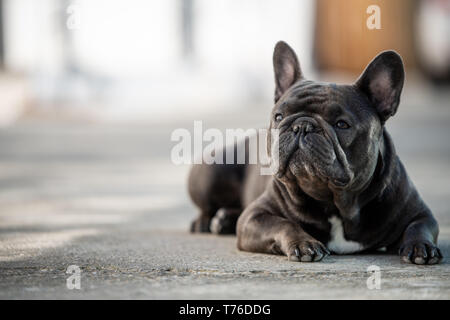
xmin=0 ymin=86 xmax=449 ymax=299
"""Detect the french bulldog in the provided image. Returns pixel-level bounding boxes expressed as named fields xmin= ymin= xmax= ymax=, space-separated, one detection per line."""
xmin=188 ymin=41 xmax=442 ymax=265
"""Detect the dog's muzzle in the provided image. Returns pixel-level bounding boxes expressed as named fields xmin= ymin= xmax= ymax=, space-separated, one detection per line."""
xmin=291 ymin=117 xmax=352 ymax=188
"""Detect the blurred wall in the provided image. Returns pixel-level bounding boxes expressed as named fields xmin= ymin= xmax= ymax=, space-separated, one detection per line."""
xmin=2 ymin=0 xmax=315 ymax=121
xmin=314 ymin=0 xmax=416 ymax=73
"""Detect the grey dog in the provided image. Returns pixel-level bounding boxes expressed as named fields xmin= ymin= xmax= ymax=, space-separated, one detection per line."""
xmin=188 ymin=41 xmax=442 ymax=265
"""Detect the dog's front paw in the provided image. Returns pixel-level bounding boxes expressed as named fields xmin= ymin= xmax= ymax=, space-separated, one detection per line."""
xmin=287 ymin=240 xmax=330 ymax=262
xmin=399 ymin=240 xmax=443 ymax=265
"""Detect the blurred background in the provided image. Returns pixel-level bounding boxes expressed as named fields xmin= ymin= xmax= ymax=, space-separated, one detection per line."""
xmin=0 ymin=0 xmax=448 ymax=124
xmin=0 ymin=0 xmax=449 ymax=298
xmin=1 ymin=0 xmax=314 ymax=123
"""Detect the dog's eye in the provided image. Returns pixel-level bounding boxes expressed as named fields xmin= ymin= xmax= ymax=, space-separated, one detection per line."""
xmin=275 ymin=113 xmax=283 ymax=122
xmin=335 ymin=120 xmax=350 ymax=129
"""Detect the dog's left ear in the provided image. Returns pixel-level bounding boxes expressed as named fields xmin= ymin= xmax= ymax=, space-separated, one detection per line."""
xmin=355 ymin=51 xmax=405 ymax=123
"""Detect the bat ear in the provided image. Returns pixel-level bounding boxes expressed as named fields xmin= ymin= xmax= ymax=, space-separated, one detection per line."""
xmin=273 ymin=41 xmax=303 ymax=103
xmin=355 ymin=51 xmax=405 ymax=124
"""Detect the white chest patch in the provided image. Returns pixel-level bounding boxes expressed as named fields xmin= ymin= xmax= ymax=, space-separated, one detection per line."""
xmin=327 ymin=216 xmax=365 ymax=254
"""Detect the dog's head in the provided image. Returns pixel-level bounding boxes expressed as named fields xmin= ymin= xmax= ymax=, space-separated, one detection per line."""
xmin=269 ymin=41 xmax=404 ymax=200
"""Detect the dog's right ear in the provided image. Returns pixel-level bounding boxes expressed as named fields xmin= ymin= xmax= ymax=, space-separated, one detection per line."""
xmin=273 ymin=41 xmax=303 ymax=103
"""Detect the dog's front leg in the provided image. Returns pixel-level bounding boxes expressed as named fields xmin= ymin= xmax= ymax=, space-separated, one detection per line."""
xmin=237 ymin=205 xmax=330 ymax=262
xmin=398 ymin=211 xmax=442 ymax=265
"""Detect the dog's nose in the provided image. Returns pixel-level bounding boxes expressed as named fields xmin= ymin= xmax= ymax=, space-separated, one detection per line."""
xmin=293 ymin=122 xmax=315 ymax=134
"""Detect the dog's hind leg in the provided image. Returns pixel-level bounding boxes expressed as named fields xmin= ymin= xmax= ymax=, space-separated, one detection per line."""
xmin=210 ymin=208 xmax=241 ymax=235
xmin=190 ymin=207 xmax=217 ymax=233
xmin=188 ymin=162 xmax=245 ymax=233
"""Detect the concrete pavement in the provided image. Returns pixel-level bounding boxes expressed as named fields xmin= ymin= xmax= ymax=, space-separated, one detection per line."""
xmin=0 ymin=84 xmax=449 ymax=299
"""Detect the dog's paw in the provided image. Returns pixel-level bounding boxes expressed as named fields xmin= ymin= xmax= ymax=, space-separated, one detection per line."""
xmin=287 ymin=240 xmax=330 ymax=262
xmin=210 ymin=208 xmax=239 ymax=235
xmin=190 ymin=217 xmax=211 ymax=233
xmin=399 ymin=240 xmax=443 ymax=265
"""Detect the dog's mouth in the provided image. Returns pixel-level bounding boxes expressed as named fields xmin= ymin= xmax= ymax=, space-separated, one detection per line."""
xmin=274 ymin=116 xmax=353 ymax=189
